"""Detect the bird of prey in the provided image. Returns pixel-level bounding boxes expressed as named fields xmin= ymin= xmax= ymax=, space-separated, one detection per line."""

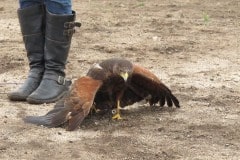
xmin=24 ymin=58 xmax=180 ymax=131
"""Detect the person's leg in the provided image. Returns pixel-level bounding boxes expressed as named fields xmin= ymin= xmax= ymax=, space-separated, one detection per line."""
xmin=27 ymin=0 xmax=81 ymax=104
xmin=19 ymin=0 xmax=43 ymax=9
xmin=8 ymin=2 xmax=45 ymax=101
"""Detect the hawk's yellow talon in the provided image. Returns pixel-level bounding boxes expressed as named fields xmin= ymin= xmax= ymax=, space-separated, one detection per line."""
xmin=95 ymin=109 xmax=101 ymax=113
xmin=91 ymin=105 xmax=100 ymax=114
xmin=112 ymin=113 xmax=122 ymax=120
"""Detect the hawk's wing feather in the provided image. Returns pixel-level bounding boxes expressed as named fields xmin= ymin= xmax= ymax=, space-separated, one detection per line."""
xmin=24 ymin=76 xmax=102 ymax=131
xmin=121 ymin=64 xmax=180 ymax=108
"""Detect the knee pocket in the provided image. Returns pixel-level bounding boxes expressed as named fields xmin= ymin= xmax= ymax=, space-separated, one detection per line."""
xmin=46 ymin=0 xmax=72 ymax=14
xmin=48 ymin=0 xmax=72 ymax=6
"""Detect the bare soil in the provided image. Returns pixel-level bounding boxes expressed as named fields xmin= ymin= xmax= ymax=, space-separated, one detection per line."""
xmin=0 ymin=0 xmax=239 ymax=159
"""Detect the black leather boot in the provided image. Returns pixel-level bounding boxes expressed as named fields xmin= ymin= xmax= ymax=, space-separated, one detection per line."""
xmin=8 ymin=5 xmax=45 ymax=101
xmin=27 ymin=9 xmax=80 ymax=104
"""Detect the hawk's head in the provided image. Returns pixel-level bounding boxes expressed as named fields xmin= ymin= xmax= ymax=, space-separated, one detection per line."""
xmin=112 ymin=59 xmax=133 ymax=82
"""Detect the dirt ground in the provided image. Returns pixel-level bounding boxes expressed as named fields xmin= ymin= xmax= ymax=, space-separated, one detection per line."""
xmin=0 ymin=0 xmax=239 ymax=159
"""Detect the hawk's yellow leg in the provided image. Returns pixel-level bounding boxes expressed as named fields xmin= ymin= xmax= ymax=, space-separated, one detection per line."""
xmin=112 ymin=100 xmax=122 ymax=120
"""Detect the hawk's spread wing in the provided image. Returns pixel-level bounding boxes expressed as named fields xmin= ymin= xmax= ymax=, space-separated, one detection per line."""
xmin=121 ymin=64 xmax=180 ymax=108
xmin=24 ymin=76 xmax=102 ymax=131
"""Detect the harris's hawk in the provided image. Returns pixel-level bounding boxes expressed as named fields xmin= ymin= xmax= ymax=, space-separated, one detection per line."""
xmin=24 ymin=58 xmax=180 ymax=131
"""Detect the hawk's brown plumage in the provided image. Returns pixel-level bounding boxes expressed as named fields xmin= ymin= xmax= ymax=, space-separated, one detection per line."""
xmin=25 ymin=58 xmax=180 ymax=131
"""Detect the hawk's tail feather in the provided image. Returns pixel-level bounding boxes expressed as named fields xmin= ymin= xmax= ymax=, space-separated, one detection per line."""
xmin=24 ymin=107 xmax=69 ymax=128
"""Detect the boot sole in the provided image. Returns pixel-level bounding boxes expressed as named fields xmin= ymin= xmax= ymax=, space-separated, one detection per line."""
xmin=8 ymin=94 xmax=28 ymax=101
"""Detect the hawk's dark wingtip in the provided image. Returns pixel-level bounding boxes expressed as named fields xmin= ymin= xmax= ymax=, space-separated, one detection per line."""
xmin=171 ymin=94 xmax=180 ymax=108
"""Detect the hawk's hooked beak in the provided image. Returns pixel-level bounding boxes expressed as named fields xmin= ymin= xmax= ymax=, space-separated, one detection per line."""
xmin=120 ymin=72 xmax=129 ymax=82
